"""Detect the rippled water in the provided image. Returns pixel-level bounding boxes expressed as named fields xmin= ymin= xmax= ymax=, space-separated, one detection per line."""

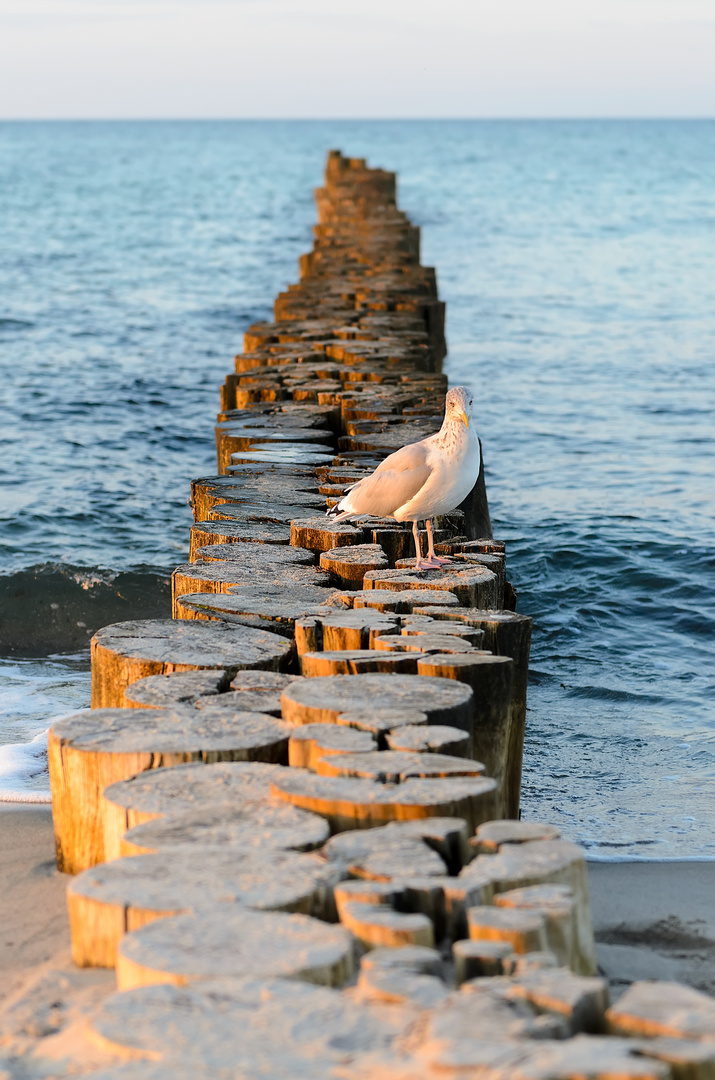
xmin=1 ymin=121 xmax=713 ymax=853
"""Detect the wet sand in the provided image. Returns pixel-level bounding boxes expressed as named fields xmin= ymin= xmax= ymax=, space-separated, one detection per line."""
xmin=0 ymin=808 xmax=70 ymax=990
xmin=0 ymin=808 xmax=118 ymax=1077
xmin=588 ymin=858 xmax=715 ymax=995
xmin=0 ymin=808 xmax=713 ymax=1076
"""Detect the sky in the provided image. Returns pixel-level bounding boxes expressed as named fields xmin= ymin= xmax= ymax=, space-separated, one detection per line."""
xmin=0 ymin=0 xmax=713 ymax=119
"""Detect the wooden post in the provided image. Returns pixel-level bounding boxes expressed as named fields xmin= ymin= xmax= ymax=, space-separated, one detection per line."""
xmin=49 ymin=707 xmax=292 ymax=873
xmin=415 ymin=654 xmax=513 ymax=817
xmin=91 ymin=619 xmax=294 ymax=707
xmin=70 ymin=156 xmax=621 ymax=1065
xmin=415 ymin=610 xmax=532 ymax=818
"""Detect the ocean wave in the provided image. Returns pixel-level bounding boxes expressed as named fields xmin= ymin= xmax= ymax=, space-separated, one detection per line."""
xmin=0 ymin=730 xmax=51 ymax=803
xmin=564 ymin=685 xmax=666 ymax=704
xmin=0 ymin=563 xmax=171 ymax=657
xmin=0 ymin=317 xmax=34 ymax=331
xmin=0 ymin=707 xmax=93 ymax=804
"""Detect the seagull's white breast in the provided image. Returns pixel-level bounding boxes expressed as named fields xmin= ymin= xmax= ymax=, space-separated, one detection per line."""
xmin=394 ymin=424 xmax=481 ymax=522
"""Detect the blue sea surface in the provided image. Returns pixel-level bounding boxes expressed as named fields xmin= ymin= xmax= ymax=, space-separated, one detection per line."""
xmin=1 ymin=120 xmax=713 ymax=852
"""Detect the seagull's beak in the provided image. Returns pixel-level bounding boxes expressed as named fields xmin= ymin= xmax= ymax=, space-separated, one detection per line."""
xmin=460 ymin=411 xmax=469 ymax=428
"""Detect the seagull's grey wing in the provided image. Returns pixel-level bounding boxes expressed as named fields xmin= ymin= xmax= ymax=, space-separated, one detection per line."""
xmin=337 ymin=442 xmax=432 ymax=518
xmin=374 ymin=440 xmax=431 ymax=476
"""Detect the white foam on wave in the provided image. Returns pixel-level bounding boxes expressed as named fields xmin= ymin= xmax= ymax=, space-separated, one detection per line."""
xmin=0 ymin=730 xmax=52 ymax=803
xmin=0 ymin=708 xmax=91 ymax=804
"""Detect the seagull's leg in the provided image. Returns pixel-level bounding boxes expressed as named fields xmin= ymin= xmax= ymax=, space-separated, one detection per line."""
xmin=425 ymin=518 xmax=453 ymax=566
xmin=412 ymin=520 xmax=431 ymax=571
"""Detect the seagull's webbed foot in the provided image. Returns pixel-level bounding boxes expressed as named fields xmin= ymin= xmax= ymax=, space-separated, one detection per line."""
xmin=414 ymin=556 xmax=448 ymax=571
xmin=412 ymin=520 xmax=452 ymax=571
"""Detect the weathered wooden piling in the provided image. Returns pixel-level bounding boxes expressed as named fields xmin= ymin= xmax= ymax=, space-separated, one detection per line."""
xmin=44 ymin=150 xmax=707 ymax=1077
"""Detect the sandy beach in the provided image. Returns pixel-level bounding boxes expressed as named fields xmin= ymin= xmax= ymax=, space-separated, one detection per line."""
xmin=0 ymin=808 xmax=118 ymax=1076
xmin=1 ymin=806 xmax=713 ymax=1077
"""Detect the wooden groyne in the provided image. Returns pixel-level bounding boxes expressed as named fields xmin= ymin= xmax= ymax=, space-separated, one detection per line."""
xmin=47 ymin=152 xmax=715 ymax=1077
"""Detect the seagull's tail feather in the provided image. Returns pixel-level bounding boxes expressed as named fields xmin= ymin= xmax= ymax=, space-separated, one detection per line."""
xmin=326 ymin=506 xmax=355 ymax=521
xmin=326 ymin=497 xmax=354 ymax=521
xmin=326 ymin=484 xmax=359 ymax=520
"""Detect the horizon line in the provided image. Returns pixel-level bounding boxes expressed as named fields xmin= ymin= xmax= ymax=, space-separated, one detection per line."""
xmin=1 ymin=115 xmax=714 ymax=123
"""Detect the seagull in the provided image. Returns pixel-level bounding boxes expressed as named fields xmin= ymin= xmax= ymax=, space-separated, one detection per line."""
xmin=327 ymin=385 xmax=480 ymax=570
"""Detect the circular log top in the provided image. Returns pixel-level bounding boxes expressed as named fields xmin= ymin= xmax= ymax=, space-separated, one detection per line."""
xmin=325 ymin=817 xmax=471 ymax=881
xmin=50 ymin=708 xmax=291 ymax=759
xmin=372 ymin=634 xmax=479 ymax=655
xmin=228 ymin=450 xmax=334 ymax=467
xmin=196 ymin=690 xmax=283 ymax=717
xmin=300 ymin=650 xmax=426 ymax=676
xmin=124 ymin=671 xmax=228 ymax=708
xmin=208 ymin=501 xmax=326 ymax=525
xmin=220 ymin=449 xmax=324 ymax=468
xmin=173 ymin=561 xmax=331 ymax=591
xmin=124 ymin=673 xmax=291 ymax=713
xmin=230 ymin=671 xmax=297 ymax=692
xmin=325 ymin=835 xmax=447 ymax=881
xmin=69 ymin=848 xmax=338 ymax=918
xmin=401 ymin=622 xmax=485 ymax=645
xmin=325 ymin=815 xmax=467 ymax=857
xmin=176 ymin=589 xmax=343 ymax=627
xmin=192 ymin=543 xmax=316 ymax=565
xmin=91 ymin=976 xmax=411 ymax=1069
xmin=289 ymin=724 xmax=376 ymax=753
xmin=336 ymin=708 xmax=429 ymax=735
xmin=315 ymin=750 xmax=485 ymax=782
xmin=319 ymin=544 xmax=389 ymax=583
xmin=494 ymin=883 xmax=574 ymax=913
xmin=466 ymin=903 xmax=547 ymax=938
xmin=280 ymin=673 xmax=473 ymax=728
xmin=270 ymin=770 xmax=497 ymax=828
xmin=606 ymin=981 xmax=715 ymax=1041
xmin=340 ymin=423 xmax=437 ymax=454
xmin=340 ymin=903 xmax=434 ymax=950
xmin=92 ymin=619 xmax=293 ymax=671
xmin=321 ymin=609 xmax=398 ymax=631
xmin=117 ymin=907 xmax=354 ymax=988
xmin=360 ymin=944 xmax=443 ymax=974
xmin=471 ymin=820 xmax=561 ymax=855
xmin=438 ymin=538 xmax=506 ymax=555
xmin=466 ymin=840 xmax=587 ymax=893
xmin=226 ymin=428 xmax=333 ymax=445
xmin=322 ymin=467 xmax=370 ymax=485
xmin=290 ymin=518 xmax=366 ymax=551
xmin=396 ymin=553 xmax=504 ymax=578
xmin=196 ymin=478 xmax=322 ymax=501
xmin=121 ymin=800 xmax=330 ymax=857
xmin=194 ymin=469 xmax=320 ymax=488
xmin=363 ymin=566 xmax=497 ymax=602
xmin=413 ymin=606 xmax=532 ymax=627
xmin=335 ymin=880 xmax=403 ymax=914
xmin=386 ymin=726 xmax=471 ymax=756
xmin=193 ymin=522 xmax=292 ymax=545
xmin=416 ymin=654 xmax=512 ymax=677
xmin=351 ymin=589 xmax=459 ymax=612
xmin=103 ymin=761 xmax=283 ymax=818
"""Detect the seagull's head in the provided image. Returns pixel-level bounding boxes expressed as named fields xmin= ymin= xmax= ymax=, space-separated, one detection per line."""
xmin=445 ymin=386 xmax=473 ymax=430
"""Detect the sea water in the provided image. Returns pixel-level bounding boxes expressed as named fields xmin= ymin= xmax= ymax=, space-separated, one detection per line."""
xmin=1 ymin=121 xmax=713 ymax=854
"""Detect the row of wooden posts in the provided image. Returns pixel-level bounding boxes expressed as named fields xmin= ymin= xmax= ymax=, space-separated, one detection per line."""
xmin=44 ymin=152 xmax=715 ymax=1078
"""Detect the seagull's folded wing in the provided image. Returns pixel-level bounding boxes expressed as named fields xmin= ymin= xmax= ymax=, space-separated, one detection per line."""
xmin=374 ymin=441 xmax=430 ymax=476
xmin=339 ymin=442 xmax=432 ymax=518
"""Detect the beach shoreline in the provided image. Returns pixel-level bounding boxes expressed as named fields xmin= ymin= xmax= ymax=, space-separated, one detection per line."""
xmin=2 ymin=806 xmax=713 ymax=991
xmin=1 ymin=805 xmax=713 ymax=1075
